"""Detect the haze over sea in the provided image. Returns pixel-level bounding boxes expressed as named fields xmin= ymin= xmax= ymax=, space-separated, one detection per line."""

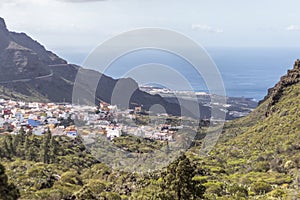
xmin=64 ymin=47 xmax=300 ymax=101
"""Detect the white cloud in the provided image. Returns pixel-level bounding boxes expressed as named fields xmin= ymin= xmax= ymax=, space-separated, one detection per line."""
xmin=286 ymin=25 xmax=300 ymax=31
xmin=0 ymin=0 xmax=17 ymax=7
xmin=192 ymin=24 xmax=223 ymax=33
xmin=57 ymin=0 xmax=107 ymax=2
xmin=0 ymin=0 xmax=53 ymax=7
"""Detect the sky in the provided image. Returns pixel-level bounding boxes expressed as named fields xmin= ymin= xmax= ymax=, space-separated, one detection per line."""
xmin=1 ymin=0 xmax=300 ymax=64
xmin=1 ymin=0 xmax=300 ymax=99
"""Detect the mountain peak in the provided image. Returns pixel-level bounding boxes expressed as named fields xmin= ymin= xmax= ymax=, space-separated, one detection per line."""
xmin=294 ymin=59 xmax=300 ymax=70
xmin=0 ymin=17 xmax=7 ymax=31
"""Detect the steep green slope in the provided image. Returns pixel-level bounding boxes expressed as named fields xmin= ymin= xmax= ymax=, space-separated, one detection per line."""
xmin=191 ymin=61 xmax=300 ymax=199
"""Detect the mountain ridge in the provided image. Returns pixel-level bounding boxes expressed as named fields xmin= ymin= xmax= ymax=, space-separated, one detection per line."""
xmin=0 ymin=17 xmax=193 ymax=117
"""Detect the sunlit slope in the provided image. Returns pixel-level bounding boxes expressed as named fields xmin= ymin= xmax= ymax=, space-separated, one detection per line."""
xmin=194 ymin=61 xmax=300 ymax=199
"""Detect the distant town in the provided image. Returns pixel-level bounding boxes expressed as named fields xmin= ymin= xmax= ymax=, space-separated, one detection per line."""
xmin=0 ymin=99 xmax=183 ymax=142
xmin=140 ymin=86 xmax=258 ymax=119
xmin=0 ymin=86 xmax=258 ymax=143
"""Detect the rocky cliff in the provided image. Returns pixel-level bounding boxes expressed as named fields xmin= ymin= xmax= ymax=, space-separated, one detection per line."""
xmin=259 ymin=59 xmax=300 ymax=116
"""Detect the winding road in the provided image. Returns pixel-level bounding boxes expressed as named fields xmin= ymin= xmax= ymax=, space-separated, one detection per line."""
xmin=0 ymin=70 xmax=53 ymax=84
xmin=0 ymin=63 xmax=70 ymax=84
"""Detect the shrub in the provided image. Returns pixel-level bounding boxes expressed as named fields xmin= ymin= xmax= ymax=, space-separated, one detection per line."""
xmin=252 ymin=161 xmax=270 ymax=172
xmin=203 ymin=181 xmax=224 ymax=196
xmin=60 ymin=170 xmax=82 ymax=185
xmin=250 ymin=181 xmax=272 ymax=195
xmin=227 ymin=183 xmax=248 ymax=198
xmin=268 ymin=188 xmax=286 ymax=198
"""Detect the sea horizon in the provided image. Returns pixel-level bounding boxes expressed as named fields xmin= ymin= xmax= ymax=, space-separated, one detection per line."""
xmin=58 ymin=46 xmax=300 ymax=101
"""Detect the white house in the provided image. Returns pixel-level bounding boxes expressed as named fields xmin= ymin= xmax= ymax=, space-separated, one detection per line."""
xmin=107 ymin=128 xmax=121 ymax=140
xmin=0 ymin=118 xmax=5 ymax=128
xmin=47 ymin=118 xmax=59 ymax=125
xmin=33 ymin=127 xmax=46 ymax=136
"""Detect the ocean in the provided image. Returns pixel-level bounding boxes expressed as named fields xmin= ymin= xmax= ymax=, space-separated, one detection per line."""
xmin=62 ymin=47 xmax=300 ymax=101
xmin=207 ymin=47 xmax=300 ymax=101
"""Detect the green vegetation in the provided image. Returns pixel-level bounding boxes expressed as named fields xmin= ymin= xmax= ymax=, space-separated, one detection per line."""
xmin=2 ymin=66 xmax=300 ymax=199
xmin=131 ymin=154 xmax=206 ymax=200
xmin=0 ymin=130 xmax=207 ymax=199
xmin=0 ymin=163 xmax=20 ymax=200
xmin=0 ymin=131 xmax=99 ymax=199
xmin=113 ymin=135 xmax=164 ymax=153
xmin=187 ymin=78 xmax=300 ymax=199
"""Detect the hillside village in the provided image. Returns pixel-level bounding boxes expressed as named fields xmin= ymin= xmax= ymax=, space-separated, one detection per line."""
xmin=0 ymin=99 xmax=182 ymax=142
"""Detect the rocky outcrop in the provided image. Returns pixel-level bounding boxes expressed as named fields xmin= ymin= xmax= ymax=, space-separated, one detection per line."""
xmin=0 ymin=18 xmax=10 ymax=52
xmin=259 ymin=59 xmax=300 ymax=116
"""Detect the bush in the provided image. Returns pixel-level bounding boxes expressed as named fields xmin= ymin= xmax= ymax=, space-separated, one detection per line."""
xmin=86 ymin=179 xmax=106 ymax=194
xmin=203 ymin=181 xmax=224 ymax=196
xmin=60 ymin=170 xmax=83 ymax=185
xmin=227 ymin=183 xmax=248 ymax=198
xmin=100 ymin=192 xmax=122 ymax=200
xmin=250 ymin=181 xmax=272 ymax=195
xmin=252 ymin=161 xmax=270 ymax=172
xmin=268 ymin=188 xmax=286 ymax=198
xmin=34 ymin=188 xmax=66 ymax=200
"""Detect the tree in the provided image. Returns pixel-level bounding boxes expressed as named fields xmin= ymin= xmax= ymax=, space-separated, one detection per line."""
xmin=49 ymin=136 xmax=59 ymax=163
xmin=24 ymin=135 xmax=35 ymax=161
xmin=24 ymin=135 xmax=30 ymax=159
xmin=3 ymin=137 xmax=10 ymax=158
xmin=163 ymin=154 xmax=206 ymax=200
xmin=0 ymin=163 xmax=20 ymax=200
xmin=40 ymin=129 xmax=52 ymax=164
xmin=12 ymin=128 xmax=27 ymax=158
xmin=175 ymin=155 xmax=196 ymax=199
xmin=12 ymin=134 xmax=20 ymax=154
xmin=75 ymin=180 xmax=106 ymax=199
xmin=19 ymin=126 xmax=26 ymax=142
xmin=4 ymin=135 xmax=14 ymax=158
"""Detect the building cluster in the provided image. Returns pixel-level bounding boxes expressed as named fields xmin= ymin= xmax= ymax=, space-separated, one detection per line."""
xmin=121 ymin=124 xmax=183 ymax=141
xmin=0 ymin=99 xmax=77 ymax=137
xmin=0 ymin=99 xmax=180 ymax=142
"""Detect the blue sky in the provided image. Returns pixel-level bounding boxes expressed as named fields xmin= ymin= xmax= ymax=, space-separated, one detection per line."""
xmin=1 ymin=0 xmax=300 ymax=63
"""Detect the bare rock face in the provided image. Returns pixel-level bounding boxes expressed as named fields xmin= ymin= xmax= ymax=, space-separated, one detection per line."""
xmin=0 ymin=17 xmax=67 ymax=81
xmin=0 ymin=47 xmax=49 ymax=80
xmin=0 ymin=17 xmax=7 ymax=30
xmin=0 ymin=17 xmax=10 ymax=51
xmin=10 ymin=32 xmax=67 ymax=65
xmin=294 ymin=59 xmax=300 ymax=69
xmin=259 ymin=60 xmax=300 ymax=116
